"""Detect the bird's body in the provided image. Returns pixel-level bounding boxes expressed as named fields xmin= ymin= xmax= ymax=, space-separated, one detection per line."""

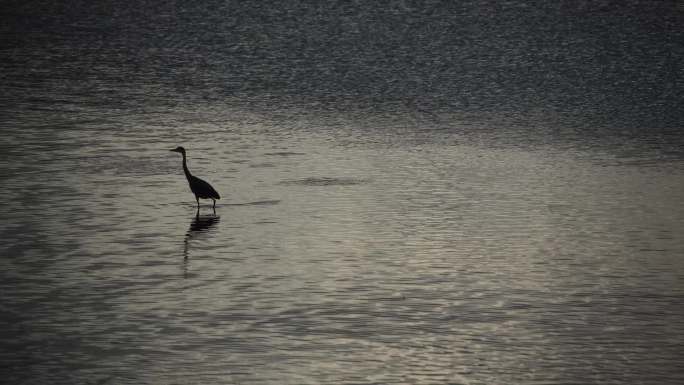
xmin=187 ymin=175 xmax=219 ymax=200
xmin=170 ymin=146 xmax=220 ymax=211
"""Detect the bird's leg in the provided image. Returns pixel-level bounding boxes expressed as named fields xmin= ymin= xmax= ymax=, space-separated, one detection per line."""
xmin=212 ymin=199 xmax=216 ymax=210
xmin=196 ymin=197 xmax=200 ymax=211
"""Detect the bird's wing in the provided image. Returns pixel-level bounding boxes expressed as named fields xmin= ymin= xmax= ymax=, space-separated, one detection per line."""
xmin=190 ymin=176 xmax=220 ymax=199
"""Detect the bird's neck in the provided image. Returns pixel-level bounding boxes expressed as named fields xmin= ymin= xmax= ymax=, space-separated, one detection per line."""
xmin=182 ymin=154 xmax=192 ymax=179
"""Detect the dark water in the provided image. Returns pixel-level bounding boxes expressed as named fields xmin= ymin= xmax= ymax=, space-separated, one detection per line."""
xmin=2 ymin=1 xmax=684 ymax=384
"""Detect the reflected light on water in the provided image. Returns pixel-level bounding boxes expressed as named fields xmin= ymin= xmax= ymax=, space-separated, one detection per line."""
xmin=2 ymin=1 xmax=684 ymax=381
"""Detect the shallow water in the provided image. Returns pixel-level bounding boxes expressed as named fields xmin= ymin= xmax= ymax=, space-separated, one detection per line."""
xmin=2 ymin=108 xmax=683 ymax=384
xmin=2 ymin=1 xmax=684 ymax=384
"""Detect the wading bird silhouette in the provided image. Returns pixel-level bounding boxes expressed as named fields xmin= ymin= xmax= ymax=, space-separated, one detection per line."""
xmin=170 ymin=146 xmax=220 ymax=212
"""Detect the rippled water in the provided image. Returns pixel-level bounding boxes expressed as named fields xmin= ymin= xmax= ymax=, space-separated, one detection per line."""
xmin=3 ymin=108 xmax=683 ymax=384
xmin=2 ymin=1 xmax=684 ymax=384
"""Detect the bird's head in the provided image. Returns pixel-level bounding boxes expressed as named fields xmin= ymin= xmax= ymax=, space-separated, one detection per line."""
xmin=170 ymin=146 xmax=186 ymax=154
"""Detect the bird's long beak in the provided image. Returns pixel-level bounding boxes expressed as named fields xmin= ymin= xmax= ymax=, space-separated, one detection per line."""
xmin=170 ymin=149 xmax=178 ymax=152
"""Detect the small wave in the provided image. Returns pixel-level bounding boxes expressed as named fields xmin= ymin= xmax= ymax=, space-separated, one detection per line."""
xmin=226 ymin=200 xmax=281 ymax=206
xmin=280 ymin=177 xmax=368 ymax=186
xmin=263 ymin=151 xmax=306 ymax=157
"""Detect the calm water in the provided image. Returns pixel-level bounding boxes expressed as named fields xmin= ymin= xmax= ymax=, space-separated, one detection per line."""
xmin=2 ymin=1 xmax=684 ymax=384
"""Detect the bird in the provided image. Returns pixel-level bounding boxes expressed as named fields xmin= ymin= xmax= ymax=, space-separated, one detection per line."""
xmin=170 ymin=146 xmax=220 ymax=211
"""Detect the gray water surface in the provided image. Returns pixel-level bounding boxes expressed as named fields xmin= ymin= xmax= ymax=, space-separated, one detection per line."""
xmin=2 ymin=110 xmax=683 ymax=384
xmin=2 ymin=1 xmax=684 ymax=384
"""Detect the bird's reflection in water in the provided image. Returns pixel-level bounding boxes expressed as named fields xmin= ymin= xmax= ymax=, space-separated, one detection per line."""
xmin=183 ymin=213 xmax=220 ymax=278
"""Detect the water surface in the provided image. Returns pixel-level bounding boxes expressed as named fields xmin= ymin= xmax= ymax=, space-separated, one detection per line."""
xmin=2 ymin=1 xmax=683 ymax=384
